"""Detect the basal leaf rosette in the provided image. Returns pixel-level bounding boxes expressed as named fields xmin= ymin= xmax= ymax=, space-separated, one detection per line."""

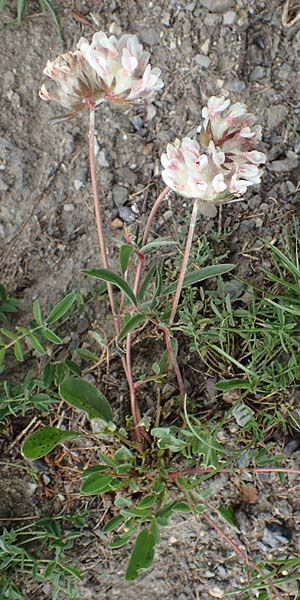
xmin=40 ymin=31 xmax=164 ymax=121
xmin=161 ymin=97 xmax=266 ymax=201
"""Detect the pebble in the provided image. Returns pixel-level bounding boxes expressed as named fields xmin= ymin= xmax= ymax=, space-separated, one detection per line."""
xmin=118 ymin=205 xmax=136 ymax=223
xmin=139 ymin=27 xmax=160 ymax=46
xmin=194 ymin=54 xmax=211 ymax=68
xmin=112 ymin=184 xmax=128 ymax=207
xmin=197 ymin=201 xmax=217 ymax=218
xmin=223 ymin=11 xmax=236 ymax=25
xmin=162 ymin=382 xmax=177 ymax=399
xmin=268 ymin=151 xmax=298 ymax=173
xmin=111 ymin=218 xmax=123 ymax=230
xmin=74 ymin=179 xmax=84 ymax=191
xmin=225 ymin=79 xmax=246 ymax=92
xmin=199 ymin=0 xmax=234 ymax=12
xmin=250 ymin=66 xmax=266 ymax=81
xmin=201 ymin=38 xmax=211 ymax=55
xmin=267 ymin=104 xmax=289 ymax=132
xmin=98 ymin=149 xmax=110 ymax=167
xmin=262 ymin=523 xmax=290 ymax=548
xmin=63 ymin=203 xmax=75 ymax=212
xmin=209 ymin=587 xmax=224 ymax=598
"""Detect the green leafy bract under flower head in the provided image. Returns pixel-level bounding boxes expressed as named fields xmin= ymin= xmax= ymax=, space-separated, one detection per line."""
xmin=161 ymin=96 xmax=266 ymax=202
xmin=39 ymin=31 xmax=164 ymax=121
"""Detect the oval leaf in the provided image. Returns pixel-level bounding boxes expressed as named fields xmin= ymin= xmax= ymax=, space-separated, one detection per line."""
xmin=163 ymin=264 xmax=235 ymax=296
xmin=22 ymin=427 xmax=81 ymax=459
xmin=47 ymin=292 xmax=76 ymax=325
xmin=81 ymin=473 xmax=113 ymax=495
xmin=59 ymin=376 xmax=113 ymax=422
xmin=125 ymin=528 xmax=156 ymax=581
xmin=82 ymin=269 xmax=137 ymax=307
xmin=119 ymin=244 xmax=133 ymax=275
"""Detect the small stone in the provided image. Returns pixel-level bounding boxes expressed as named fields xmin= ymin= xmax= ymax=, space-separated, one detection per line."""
xmin=197 ymin=201 xmax=217 ymax=218
xmin=223 ymin=10 xmax=236 ymax=25
xmin=74 ymin=179 xmax=84 ymax=191
xmin=162 ymin=383 xmax=177 ymax=399
xmin=200 ymin=38 xmax=211 ymax=55
xmin=111 ymin=218 xmax=123 ymax=229
xmin=225 ymin=79 xmax=246 ymax=93
xmin=118 ymin=206 xmax=136 ymax=223
xmin=194 ymin=54 xmax=211 ymax=68
xmin=250 ymin=66 xmax=266 ymax=81
xmin=267 ymin=104 xmax=289 ymax=132
xmin=112 ymin=185 xmax=128 ymax=207
xmin=262 ymin=523 xmax=290 ymax=548
xmin=98 ymin=149 xmax=110 ymax=167
xmin=199 ymin=0 xmax=234 ymax=13
xmin=139 ymin=27 xmax=160 ymax=46
xmin=63 ymin=203 xmax=75 ymax=212
xmin=42 ymin=474 xmax=51 ymax=485
xmin=268 ymin=151 xmax=298 ymax=173
xmin=209 ymin=587 xmax=224 ymax=598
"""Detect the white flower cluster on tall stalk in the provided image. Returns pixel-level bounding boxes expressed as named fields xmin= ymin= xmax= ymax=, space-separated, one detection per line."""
xmin=161 ymin=96 xmax=266 ymax=202
xmin=40 ymin=31 xmax=164 ymax=120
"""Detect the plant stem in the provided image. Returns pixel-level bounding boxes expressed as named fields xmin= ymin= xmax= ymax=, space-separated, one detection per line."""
xmin=88 ymin=107 xmax=129 ymax=381
xmin=168 ymin=198 xmax=199 ymax=325
xmin=88 ymin=108 xmax=118 ymax=331
xmin=163 ymin=326 xmax=186 ymax=410
xmin=124 ymin=186 xmax=170 ymax=444
xmin=169 ymin=466 xmax=300 ymax=478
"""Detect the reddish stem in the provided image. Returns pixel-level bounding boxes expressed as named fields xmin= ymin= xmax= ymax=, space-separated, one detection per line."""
xmin=88 ymin=107 xmax=128 ymax=382
xmin=125 ymin=187 xmax=170 ymax=444
xmin=169 ymin=199 xmax=199 ymax=325
xmin=163 ymin=326 xmax=185 ymax=411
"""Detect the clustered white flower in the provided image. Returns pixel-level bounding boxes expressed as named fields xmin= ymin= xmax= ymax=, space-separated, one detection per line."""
xmin=40 ymin=31 xmax=164 ymax=120
xmin=161 ymin=96 xmax=266 ymax=202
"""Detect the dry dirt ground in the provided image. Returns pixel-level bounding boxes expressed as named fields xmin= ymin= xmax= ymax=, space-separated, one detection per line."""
xmin=1 ymin=0 xmax=300 ymax=599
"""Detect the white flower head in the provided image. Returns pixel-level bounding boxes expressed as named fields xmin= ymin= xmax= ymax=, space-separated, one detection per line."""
xmin=40 ymin=31 xmax=164 ymax=120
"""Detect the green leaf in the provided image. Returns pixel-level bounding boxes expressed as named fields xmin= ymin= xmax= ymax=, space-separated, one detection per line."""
xmin=22 ymin=426 xmax=81 ymax=459
xmin=76 ymin=348 xmax=99 ymax=362
xmin=0 ymin=327 xmax=18 ymax=341
xmin=47 ymin=292 xmax=76 ymax=325
xmin=118 ymin=313 xmax=147 ymax=341
xmin=13 ymin=340 xmax=23 ymax=362
xmin=140 ymin=237 xmax=178 ymax=254
xmin=137 ymin=495 xmax=157 ymax=509
xmin=40 ymin=0 xmax=64 ymax=44
xmin=163 ymin=264 xmax=235 ymax=295
xmin=119 ymin=244 xmax=133 ymax=274
xmin=27 ymin=334 xmax=46 ymax=355
xmin=110 ymin=535 xmax=131 ymax=548
xmin=137 ymin=264 xmax=157 ymax=302
xmin=218 ymin=505 xmax=240 ymax=532
xmin=215 ymin=378 xmax=251 ymax=391
xmin=102 ymin=514 xmax=124 ymax=533
xmin=33 ymin=300 xmax=43 ymax=326
xmin=81 ymin=473 xmax=113 ymax=495
xmin=83 ymin=269 xmax=137 ymax=307
xmin=0 ymin=347 xmax=6 ymax=369
xmin=125 ymin=528 xmax=156 ymax=581
xmin=59 ymin=376 xmax=113 ymax=422
xmin=42 ymin=328 xmax=63 ymax=344
xmin=17 ymin=0 xmax=26 ymax=24
xmin=172 ymin=501 xmax=191 ymax=512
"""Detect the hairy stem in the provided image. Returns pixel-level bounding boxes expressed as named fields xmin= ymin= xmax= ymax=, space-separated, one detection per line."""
xmin=169 ymin=198 xmax=199 ymax=325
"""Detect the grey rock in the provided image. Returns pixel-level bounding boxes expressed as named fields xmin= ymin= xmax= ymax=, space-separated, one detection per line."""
xmin=138 ymin=27 xmax=160 ymax=46
xmin=250 ymin=66 xmax=266 ymax=81
xmin=199 ymin=0 xmax=234 ymax=12
xmin=98 ymin=149 xmax=110 ymax=167
xmin=63 ymin=203 xmax=75 ymax=212
xmin=268 ymin=151 xmax=298 ymax=173
xmin=162 ymin=383 xmax=177 ymax=400
xmin=267 ymin=104 xmax=289 ymax=132
xmin=0 ymin=177 xmax=8 ymax=192
xmin=194 ymin=54 xmax=211 ymax=68
xmin=223 ymin=10 xmax=236 ymax=25
xmin=262 ymin=523 xmax=290 ymax=548
xmin=197 ymin=201 xmax=217 ymax=218
xmin=225 ymin=79 xmax=246 ymax=93
xmin=118 ymin=206 xmax=136 ymax=223
xmin=112 ymin=185 xmax=128 ymax=207
xmin=116 ymin=166 xmax=138 ymax=188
